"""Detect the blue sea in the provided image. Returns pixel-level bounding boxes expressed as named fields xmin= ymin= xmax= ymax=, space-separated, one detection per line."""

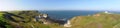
xmin=39 ymin=10 xmax=120 ymax=20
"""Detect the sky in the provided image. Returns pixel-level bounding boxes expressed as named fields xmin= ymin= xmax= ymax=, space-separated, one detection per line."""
xmin=0 ymin=0 xmax=120 ymax=11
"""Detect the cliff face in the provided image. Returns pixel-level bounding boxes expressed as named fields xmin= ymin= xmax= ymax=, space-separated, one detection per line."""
xmin=70 ymin=13 xmax=120 ymax=28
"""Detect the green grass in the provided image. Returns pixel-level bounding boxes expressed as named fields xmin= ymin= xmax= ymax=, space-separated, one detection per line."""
xmin=0 ymin=12 xmax=14 ymax=28
xmin=1 ymin=11 xmax=120 ymax=28
xmin=70 ymin=13 xmax=120 ymax=28
xmin=0 ymin=11 xmax=55 ymax=28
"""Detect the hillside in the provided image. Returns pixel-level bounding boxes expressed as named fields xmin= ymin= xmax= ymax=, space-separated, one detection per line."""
xmin=1 ymin=11 xmax=120 ymax=28
xmin=70 ymin=13 xmax=120 ymax=28
xmin=0 ymin=11 xmax=64 ymax=28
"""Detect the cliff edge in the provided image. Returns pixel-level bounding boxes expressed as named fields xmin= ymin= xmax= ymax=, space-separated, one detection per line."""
xmin=69 ymin=12 xmax=120 ymax=28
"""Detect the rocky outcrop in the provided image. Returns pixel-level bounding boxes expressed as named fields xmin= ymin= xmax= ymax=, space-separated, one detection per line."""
xmin=64 ymin=20 xmax=72 ymax=27
xmin=35 ymin=14 xmax=66 ymax=25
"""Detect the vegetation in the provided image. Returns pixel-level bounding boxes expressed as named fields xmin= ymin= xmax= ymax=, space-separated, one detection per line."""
xmin=0 ymin=12 xmax=13 ymax=28
xmin=1 ymin=11 xmax=120 ymax=28
xmin=0 ymin=11 xmax=63 ymax=28
xmin=70 ymin=13 xmax=120 ymax=28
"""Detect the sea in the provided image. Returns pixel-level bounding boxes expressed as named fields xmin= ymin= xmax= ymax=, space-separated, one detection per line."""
xmin=39 ymin=10 xmax=120 ymax=20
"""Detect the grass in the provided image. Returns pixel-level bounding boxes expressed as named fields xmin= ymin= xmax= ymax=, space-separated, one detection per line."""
xmin=70 ymin=13 xmax=120 ymax=28
xmin=0 ymin=11 xmax=61 ymax=28
xmin=1 ymin=11 xmax=120 ymax=28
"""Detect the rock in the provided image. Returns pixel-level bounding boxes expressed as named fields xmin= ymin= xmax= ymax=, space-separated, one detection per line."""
xmin=64 ymin=20 xmax=72 ymax=27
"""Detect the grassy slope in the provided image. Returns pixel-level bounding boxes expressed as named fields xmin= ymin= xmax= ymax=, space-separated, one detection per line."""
xmin=1 ymin=11 xmax=120 ymax=28
xmin=70 ymin=13 xmax=120 ymax=28
xmin=0 ymin=11 xmax=64 ymax=28
xmin=0 ymin=12 xmax=13 ymax=28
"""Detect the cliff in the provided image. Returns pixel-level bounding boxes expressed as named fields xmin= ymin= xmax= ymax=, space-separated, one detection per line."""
xmin=0 ymin=10 xmax=65 ymax=28
xmin=1 ymin=11 xmax=120 ymax=28
xmin=70 ymin=12 xmax=120 ymax=28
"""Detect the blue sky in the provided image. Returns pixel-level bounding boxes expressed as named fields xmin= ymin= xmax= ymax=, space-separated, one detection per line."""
xmin=0 ymin=0 xmax=120 ymax=11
